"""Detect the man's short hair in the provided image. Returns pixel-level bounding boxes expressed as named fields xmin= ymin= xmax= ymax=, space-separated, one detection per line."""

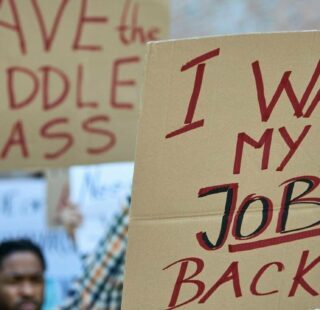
xmin=0 ymin=239 xmax=46 ymax=271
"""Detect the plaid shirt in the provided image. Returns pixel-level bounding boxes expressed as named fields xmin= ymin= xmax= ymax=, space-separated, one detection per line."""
xmin=59 ymin=204 xmax=129 ymax=310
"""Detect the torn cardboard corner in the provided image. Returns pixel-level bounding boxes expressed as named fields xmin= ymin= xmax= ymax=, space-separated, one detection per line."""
xmin=122 ymin=31 xmax=320 ymax=309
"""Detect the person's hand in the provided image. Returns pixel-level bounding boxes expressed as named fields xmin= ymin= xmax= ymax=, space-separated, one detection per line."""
xmin=58 ymin=202 xmax=83 ymax=241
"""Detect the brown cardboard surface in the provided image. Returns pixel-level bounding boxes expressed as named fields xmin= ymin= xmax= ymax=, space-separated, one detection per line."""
xmin=122 ymin=32 xmax=320 ymax=309
xmin=0 ymin=0 xmax=169 ymax=170
xmin=46 ymin=168 xmax=69 ymax=227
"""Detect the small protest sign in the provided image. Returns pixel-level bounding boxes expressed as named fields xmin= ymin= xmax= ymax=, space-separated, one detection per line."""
xmin=70 ymin=162 xmax=133 ymax=253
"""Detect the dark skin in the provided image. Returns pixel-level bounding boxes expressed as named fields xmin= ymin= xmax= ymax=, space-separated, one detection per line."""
xmin=0 ymin=251 xmax=44 ymax=310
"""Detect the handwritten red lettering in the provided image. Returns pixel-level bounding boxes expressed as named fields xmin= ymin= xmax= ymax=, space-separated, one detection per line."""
xmin=40 ymin=66 xmax=70 ymax=111
xmin=229 ymin=228 xmax=320 ymax=253
xmin=117 ymin=0 xmax=160 ymax=45
xmin=288 ymin=250 xmax=320 ymax=297
xmin=252 ymin=60 xmax=320 ymax=122
xmin=111 ymin=56 xmax=140 ymax=109
xmin=164 ymin=258 xmax=242 ymax=308
xmin=82 ymin=115 xmax=116 ymax=154
xmin=250 ymin=262 xmax=284 ymax=296
xmin=1 ymin=120 xmax=29 ymax=158
xmin=31 ymin=0 xmax=69 ymax=52
xmin=233 ymin=128 xmax=273 ymax=174
xmin=76 ymin=64 xmax=98 ymax=109
xmin=277 ymin=125 xmax=311 ymax=171
xmin=164 ymin=252 xmax=318 ymax=307
xmin=166 ymin=48 xmax=220 ymax=139
xmin=40 ymin=117 xmax=73 ymax=159
xmin=199 ymin=262 xmax=242 ymax=303
xmin=233 ymin=126 xmax=311 ymax=174
xmin=163 ymin=257 xmax=205 ymax=310
xmin=303 ymin=87 xmax=320 ymax=117
xmin=7 ymin=66 xmax=39 ymax=110
xmin=0 ymin=0 xmax=26 ymax=54
xmin=73 ymin=0 xmax=108 ymax=51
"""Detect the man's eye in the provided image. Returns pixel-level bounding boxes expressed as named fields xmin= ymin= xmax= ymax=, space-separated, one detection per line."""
xmin=30 ymin=276 xmax=44 ymax=284
xmin=5 ymin=277 xmax=22 ymax=284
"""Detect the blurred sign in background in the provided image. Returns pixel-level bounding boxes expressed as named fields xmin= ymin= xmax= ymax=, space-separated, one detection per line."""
xmin=0 ymin=177 xmax=82 ymax=310
xmin=70 ymin=162 xmax=134 ymax=254
xmin=0 ymin=163 xmax=134 ymax=309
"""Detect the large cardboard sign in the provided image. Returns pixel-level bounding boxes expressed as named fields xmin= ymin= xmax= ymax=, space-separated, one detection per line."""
xmin=122 ymin=32 xmax=320 ymax=309
xmin=0 ymin=0 xmax=169 ymax=170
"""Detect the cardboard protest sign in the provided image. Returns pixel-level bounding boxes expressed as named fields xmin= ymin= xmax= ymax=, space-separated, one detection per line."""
xmin=0 ymin=0 xmax=169 ymax=170
xmin=122 ymin=32 xmax=320 ymax=309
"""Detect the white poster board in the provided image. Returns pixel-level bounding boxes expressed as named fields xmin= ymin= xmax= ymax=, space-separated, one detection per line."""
xmin=70 ymin=162 xmax=134 ymax=253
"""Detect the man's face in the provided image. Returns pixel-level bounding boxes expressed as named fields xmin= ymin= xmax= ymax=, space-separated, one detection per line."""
xmin=0 ymin=251 xmax=44 ymax=310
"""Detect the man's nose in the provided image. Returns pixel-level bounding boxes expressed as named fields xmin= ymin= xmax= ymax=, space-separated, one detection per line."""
xmin=19 ymin=281 xmax=35 ymax=297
